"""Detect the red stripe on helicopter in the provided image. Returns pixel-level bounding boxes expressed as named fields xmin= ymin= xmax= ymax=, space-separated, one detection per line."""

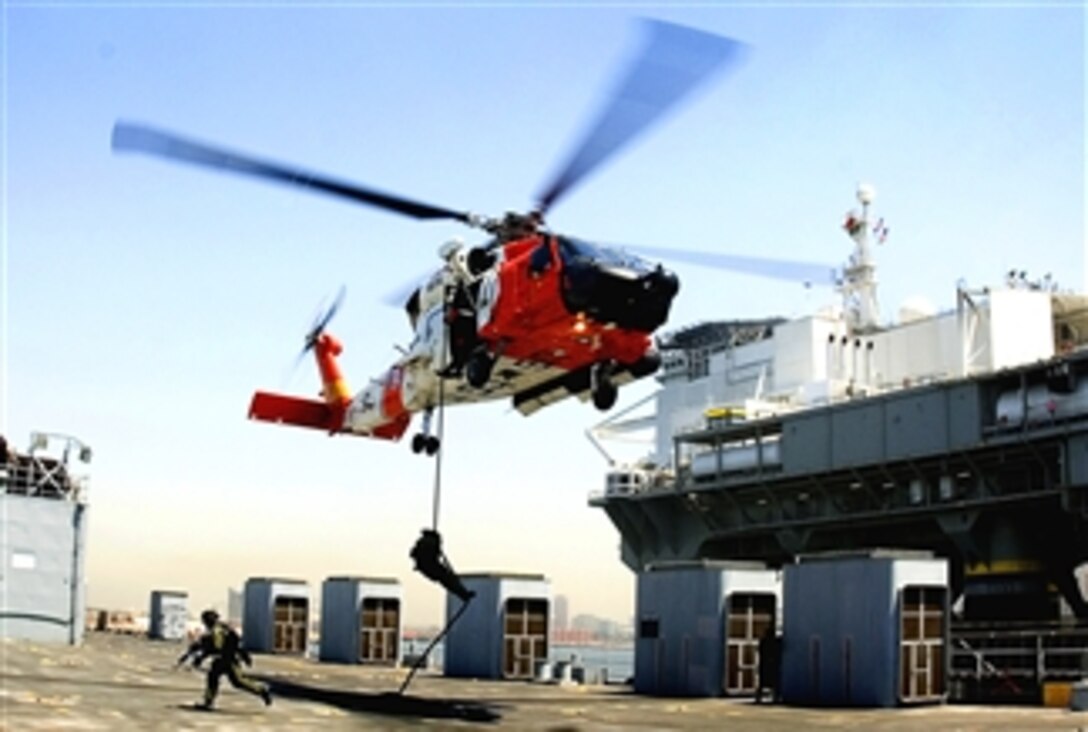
xmin=380 ymin=365 xmax=408 ymax=419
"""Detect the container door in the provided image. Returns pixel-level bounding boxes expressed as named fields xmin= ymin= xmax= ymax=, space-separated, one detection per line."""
xmin=724 ymin=592 xmax=776 ymax=695
xmin=503 ymin=598 xmax=548 ymax=679
xmin=272 ymin=597 xmax=308 ymax=654
xmin=899 ymin=585 xmax=946 ymax=702
xmin=162 ymin=595 xmax=187 ymax=640
xmin=360 ymin=597 xmax=400 ymax=664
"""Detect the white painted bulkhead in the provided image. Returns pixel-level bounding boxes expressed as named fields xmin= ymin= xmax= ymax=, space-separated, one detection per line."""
xmin=652 ymin=287 xmax=1056 ymax=469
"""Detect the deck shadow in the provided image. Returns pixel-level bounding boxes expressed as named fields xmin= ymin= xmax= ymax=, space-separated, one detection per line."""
xmin=173 ymin=703 xmax=251 ymax=716
xmin=260 ymin=677 xmax=502 ymax=723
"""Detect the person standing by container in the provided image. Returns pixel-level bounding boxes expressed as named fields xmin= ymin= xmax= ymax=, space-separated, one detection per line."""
xmin=756 ymin=625 xmax=782 ymax=704
xmin=177 ymin=609 xmax=272 ymax=710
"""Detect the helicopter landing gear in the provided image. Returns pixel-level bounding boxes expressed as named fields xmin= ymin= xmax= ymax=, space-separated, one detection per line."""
xmin=465 ymin=349 xmax=494 ymax=389
xmin=411 ymin=434 xmax=440 ymax=455
xmin=591 ymin=361 xmax=617 ymax=411
xmin=411 ymin=409 xmax=441 ymax=456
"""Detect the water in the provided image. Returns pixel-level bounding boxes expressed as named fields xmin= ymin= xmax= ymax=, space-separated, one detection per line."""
xmin=402 ymin=640 xmax=634 ymax=684
xmin=551 ymin=644 xmax=633 ymax=684
xmin=401 ymin=637 xmax=445 ymax=669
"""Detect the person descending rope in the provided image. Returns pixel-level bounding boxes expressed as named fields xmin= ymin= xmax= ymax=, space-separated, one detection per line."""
xmin=177 ymin=609 xmax=272 ymax=710
xmin=400 ymin=528 xmax=475 ymax=695
xmin=410 ymin=528 xmax=475 ymax=602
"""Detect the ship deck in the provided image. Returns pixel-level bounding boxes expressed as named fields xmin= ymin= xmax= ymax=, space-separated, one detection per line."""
xmin=1 ymin=633 xmax=1080 ymax=730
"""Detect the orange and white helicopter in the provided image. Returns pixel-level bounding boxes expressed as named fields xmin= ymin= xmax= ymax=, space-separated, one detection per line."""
xmin=112 ymin=21 xmax=833 ymax=455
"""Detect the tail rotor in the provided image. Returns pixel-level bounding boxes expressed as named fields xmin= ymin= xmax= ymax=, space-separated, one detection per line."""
xmin=300 ymin=285 xmax=346 ymax=359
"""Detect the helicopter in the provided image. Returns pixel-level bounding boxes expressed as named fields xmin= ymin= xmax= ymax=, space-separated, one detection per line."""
xmin=111 ymin=20 xmax=832 ymax=456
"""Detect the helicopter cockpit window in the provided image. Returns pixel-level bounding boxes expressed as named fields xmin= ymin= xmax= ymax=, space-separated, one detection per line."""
xmin=557 ymin=237 xmax=595 ymax=266
xmin=558 ymin=236 xmax=646 ymax=271
xmin=528 ymin=241 xmax=554 ymax=276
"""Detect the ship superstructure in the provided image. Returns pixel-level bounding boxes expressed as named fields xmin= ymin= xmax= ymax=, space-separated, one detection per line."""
xmin=591 ymin=187 xmax=1088 ymax=621
xmin=0 ymin=432 xmax=92 ymax=644
xmin=639 ymin=188 xmax=1084 ymax=472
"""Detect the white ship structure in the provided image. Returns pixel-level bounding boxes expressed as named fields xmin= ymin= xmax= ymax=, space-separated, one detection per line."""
xmin=590 ymin=186 xmax=1088 ymax=626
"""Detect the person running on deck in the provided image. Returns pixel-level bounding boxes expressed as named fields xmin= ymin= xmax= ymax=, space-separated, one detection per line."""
xmin=177 ymin=609 xmax=272 ymax=710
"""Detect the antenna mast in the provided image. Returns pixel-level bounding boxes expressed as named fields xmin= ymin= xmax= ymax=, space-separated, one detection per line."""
xmin=839 ymin=183 xmax=884 ymax=332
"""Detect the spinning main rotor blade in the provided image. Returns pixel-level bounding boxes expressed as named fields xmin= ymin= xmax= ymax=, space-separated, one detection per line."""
xmin=536 ymin=20 xmax=746 ymax=215
xmin=112 ymin=122 xmax=474 ymax=224
xmin=382 ymin=245 xmax=837 ymax=312
xmin=626 ymin=244 xmax=838 ymax=286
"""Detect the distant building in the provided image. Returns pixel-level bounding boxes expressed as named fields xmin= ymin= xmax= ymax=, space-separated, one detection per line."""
xmin=553 ymin=594 xmax=569 ymax=631
xmin=571 ymin=613 xmax=624 ymax=640
xmin=227 ymin=588 xmax=243 ymax=626
xmin=552 ymin=627 xmax=595 ymax=645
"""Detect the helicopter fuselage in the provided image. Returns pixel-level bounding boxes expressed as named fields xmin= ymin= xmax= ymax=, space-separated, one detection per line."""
xmin=477 ymin=235 xmax=678 ymax=369
xmin=115 ymin=19 xmax=741 ymax=452
xmin=253 ymin=234 xmax=679 ymax=443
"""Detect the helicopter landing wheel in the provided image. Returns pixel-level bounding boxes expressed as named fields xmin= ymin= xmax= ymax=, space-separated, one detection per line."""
xmin=465 ymin=350 xmax=494 ymax=389
xmin=592 ymin=381 xmax=618 ymax=411
xmin=411 ymin=433 xmax=441 ymax=455
xmin=591 ymin=362 xmax=618 ymax=411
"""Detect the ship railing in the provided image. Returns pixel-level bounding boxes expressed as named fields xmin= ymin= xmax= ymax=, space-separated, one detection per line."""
xmin=0 ymin=457 xmax=79 ymax=500
xmin=950 ymin=620 xmax=1088 ymax=699
xmin=590 ymin=466 xmax=676 ymax=503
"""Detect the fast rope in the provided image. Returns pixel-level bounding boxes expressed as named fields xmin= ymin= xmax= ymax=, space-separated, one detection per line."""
xmin=397 ymin=596 xmax=470 ymax=695
xmin=431 ymin=372 xmax=445 ymax=532
xmin=399 ymin=293 xmax=472 ymax=696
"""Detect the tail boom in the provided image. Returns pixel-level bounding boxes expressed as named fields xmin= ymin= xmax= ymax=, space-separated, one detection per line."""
xmin=248 ymin=330 xmax=409 ymax=440
xmin=248 ymin=391 xmax=409 ymax=441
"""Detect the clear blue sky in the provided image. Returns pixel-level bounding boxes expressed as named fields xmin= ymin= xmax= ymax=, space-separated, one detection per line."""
xmin=3 ymin=3 xmax=1084 ymax=626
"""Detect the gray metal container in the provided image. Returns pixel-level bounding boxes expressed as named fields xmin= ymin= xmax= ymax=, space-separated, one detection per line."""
xmin=444 ymin=573 xmax=550 ymax=680
xmin=319 ymin=576 xmax=402 ymax=665
xmin=781 ymin=550 xmax=949 ymax=707
xmin=634 ymin=560 xmax=780 ymax=697
xmin=149 ymin=590 xmax=188 ymax=641
xmin=241 ymin=577 xmax=309 ymax=654
xmin=0 ymin=495 xmax=88 ymax=644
